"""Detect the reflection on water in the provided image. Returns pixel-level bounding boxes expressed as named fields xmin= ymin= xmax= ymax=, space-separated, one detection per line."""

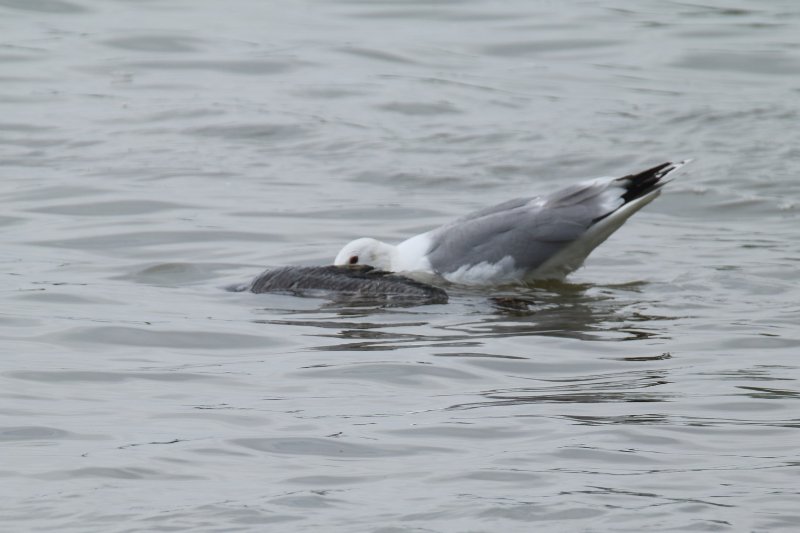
xmin=253 ymin=280 xmax=674 ymax=352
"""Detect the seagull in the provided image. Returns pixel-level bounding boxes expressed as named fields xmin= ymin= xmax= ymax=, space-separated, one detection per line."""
xmin=334 ymin=161 xmax=689 ymax=285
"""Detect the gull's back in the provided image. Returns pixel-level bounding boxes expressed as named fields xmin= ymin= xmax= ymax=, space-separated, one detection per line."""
xmin=413 ymin=161 xmax=686 ymax=284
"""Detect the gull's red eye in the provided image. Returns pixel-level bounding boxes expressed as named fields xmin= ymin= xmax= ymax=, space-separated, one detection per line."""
xmin=349 ymin=255 xmax=359 ymax=265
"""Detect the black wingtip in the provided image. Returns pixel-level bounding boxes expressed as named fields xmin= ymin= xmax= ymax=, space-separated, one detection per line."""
xmin=617 ymin=160 xmax=688 ymax=204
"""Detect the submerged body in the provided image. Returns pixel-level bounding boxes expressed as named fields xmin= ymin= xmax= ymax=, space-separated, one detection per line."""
xmin=244 ymin=265 xmax=448 ymax=305
xmin=335 ymin=161 xmax=689 ymax=285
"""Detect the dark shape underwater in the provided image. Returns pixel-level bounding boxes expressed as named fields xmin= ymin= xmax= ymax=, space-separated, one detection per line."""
xmin=234 ymin=265 xmax=448 ymax=305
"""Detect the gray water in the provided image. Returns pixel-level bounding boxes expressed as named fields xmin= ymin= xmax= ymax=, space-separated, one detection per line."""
xmin=2 ymin=0 xmax=800 ymax=531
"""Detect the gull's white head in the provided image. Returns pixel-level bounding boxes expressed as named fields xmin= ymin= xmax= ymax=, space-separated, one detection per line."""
xmin=334 ymin=238 xmax=395 ymax=271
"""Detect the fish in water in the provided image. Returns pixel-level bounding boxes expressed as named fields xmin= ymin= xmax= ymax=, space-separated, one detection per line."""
xmin=335 ymin=161 xmax=690 ymax=285
xmin=240 ymin=265 xmax=448 ymax=305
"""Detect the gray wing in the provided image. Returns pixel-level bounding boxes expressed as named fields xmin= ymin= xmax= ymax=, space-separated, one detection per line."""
xmin=424 ymin=160 xmax=683 ymax=275
xmin=424 ymin=180 xmax=616 ymax=274
xmin=424 ymin=161 xmax=682 ymax=275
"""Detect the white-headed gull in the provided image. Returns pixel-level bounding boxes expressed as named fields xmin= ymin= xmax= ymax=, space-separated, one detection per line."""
xmin=334 ymin=161 xmax=689 ymax=285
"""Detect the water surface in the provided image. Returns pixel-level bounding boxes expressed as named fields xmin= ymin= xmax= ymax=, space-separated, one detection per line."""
xmin=2 ymin=0 xmax=800 ymax=531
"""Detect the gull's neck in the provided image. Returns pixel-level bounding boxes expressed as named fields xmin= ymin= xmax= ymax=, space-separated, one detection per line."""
xmin=378 ymin=241 xmax=399 ymax=271
xmin=392 ymin=233 xmax=434 ymax=274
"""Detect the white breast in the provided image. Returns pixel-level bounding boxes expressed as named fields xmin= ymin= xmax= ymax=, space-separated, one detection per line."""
xmin=441 ymin=256 xmax=524 ymax=285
